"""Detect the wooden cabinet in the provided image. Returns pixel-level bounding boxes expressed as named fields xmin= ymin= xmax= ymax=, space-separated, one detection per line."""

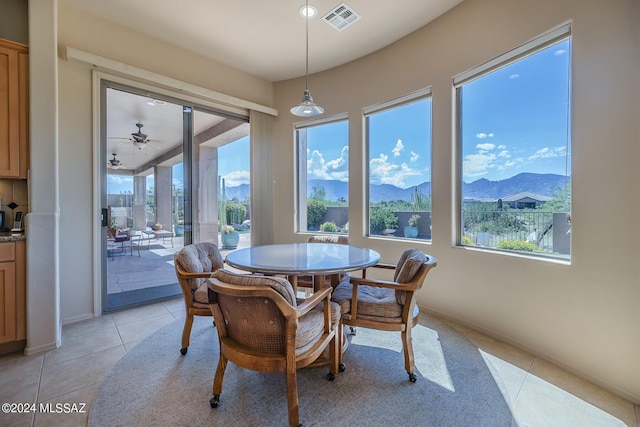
xmin=0 ymin=240 xmax=26 ymax=351
xmin=0 ymin=38 xmax=29 ymax=179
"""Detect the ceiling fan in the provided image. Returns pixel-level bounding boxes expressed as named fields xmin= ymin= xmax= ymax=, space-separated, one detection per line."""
xmin=108 ymin=122 xmax=158 ymax=150
xmin=108 ymin=153 xmax=124 ymax=169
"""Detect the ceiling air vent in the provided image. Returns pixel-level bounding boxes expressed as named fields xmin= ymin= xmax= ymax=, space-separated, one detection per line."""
xmin=322 ymin=2 xmax=361 ymax=31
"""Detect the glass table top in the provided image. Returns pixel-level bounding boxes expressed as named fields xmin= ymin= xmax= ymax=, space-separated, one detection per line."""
xmin=224 ymin=243 xmax=381 ymax=275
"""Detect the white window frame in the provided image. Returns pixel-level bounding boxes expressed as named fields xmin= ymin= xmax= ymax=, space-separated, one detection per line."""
xmin=294 ymin=113 xmax=349 ymax=234
xmin=364 ymin=87 xmax=433 ymax=240
xmin=453 ymin=23 xmax=572 ymax=260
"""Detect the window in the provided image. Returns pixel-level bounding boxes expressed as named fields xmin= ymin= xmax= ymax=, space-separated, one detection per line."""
xmin=296 ymin=116 xmax=349 ymax=234
xmin=365 ymin=90 xmax=432 ymax=240
xmin=455 ymin=25 xmax=572 ymax=258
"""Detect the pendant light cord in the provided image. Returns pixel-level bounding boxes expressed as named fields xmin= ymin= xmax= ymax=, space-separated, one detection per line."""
xmin=305 ymin=0 xmax=309 ymax=91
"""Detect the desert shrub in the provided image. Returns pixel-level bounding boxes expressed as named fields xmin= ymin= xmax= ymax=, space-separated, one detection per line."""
xmin=495 ymin=240 xmax=538 ymax=252
xmin=319 ymin=221 xmax=339 ymax=232
xmin=225 ymin=203 xmax=247 ymax=224
xmin=307 ymin=199 xmax=327 ymax=230
xmin=370 ymin=207 xmax=398 ymax=233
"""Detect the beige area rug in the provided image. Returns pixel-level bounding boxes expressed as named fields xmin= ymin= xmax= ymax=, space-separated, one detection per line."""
xmin=89 ymin=313 xmax=515 ymax=426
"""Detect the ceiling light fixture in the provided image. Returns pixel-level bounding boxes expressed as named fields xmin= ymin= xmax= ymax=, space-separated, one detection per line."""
xmin=299 ymin=4 xmax=317 ymax=18
xmin=132 ymin=140 xmax=146 ymax=150
xmin=290 ymin=1 xmax=324 ymax=117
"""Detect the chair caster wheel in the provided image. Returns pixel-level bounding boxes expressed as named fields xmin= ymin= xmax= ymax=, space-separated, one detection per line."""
xmin=338 ymin=363 xmax=346 ymax=372
xmin=349 ymin=327 xmax=356 ymax=335
xmin=327 ymin=373 xmax=335 ymax=381
xmin=210 ymin=395 xmax=220 ymax=408
xmin=180 ymin=347 xmax=188 ymax=355
xmin=409 ymin=372 xmax=417 ymax=382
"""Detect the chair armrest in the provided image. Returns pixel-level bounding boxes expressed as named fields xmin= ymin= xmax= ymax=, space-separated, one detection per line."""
xmin=350 ymin=276 xmax=415 ymax=291
xmin=371 ymin=262 xmax=396 ymax=270
xmin=295 ymin=287 xmax=332 ymax=317
xmin=175 ymin=262 xmax=221 ymax=279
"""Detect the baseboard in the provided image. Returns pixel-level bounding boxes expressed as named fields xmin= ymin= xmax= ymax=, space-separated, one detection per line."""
xmin=24 ymin=339 xmax=60 ymax=355
xmin=62 ymin=313 xmax=97 ymax=326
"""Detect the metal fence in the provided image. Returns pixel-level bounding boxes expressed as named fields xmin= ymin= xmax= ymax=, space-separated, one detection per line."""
xmin=463 ymin=210 xmax=561 ymax=252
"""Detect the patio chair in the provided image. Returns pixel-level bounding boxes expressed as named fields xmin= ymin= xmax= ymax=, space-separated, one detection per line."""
xmin=331 ymin=248 xmax=437 ymax=382
xmin=207 ymin=269 xmax=341 ymax=427
xmin=174 ymin=242 xmax=224 ymax=355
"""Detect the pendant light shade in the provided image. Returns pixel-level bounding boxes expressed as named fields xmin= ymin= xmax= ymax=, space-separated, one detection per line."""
xmin=290 ymin=89 xmax=324 ymax=116
xmin=291 ymin=2 xmax=324 ymax=117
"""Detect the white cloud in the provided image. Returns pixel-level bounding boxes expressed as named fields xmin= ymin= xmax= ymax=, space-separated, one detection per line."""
xmin=463 ymin=152 xmax=497 ymax=178
xmin=554 ymin=49 xmax=567 ymax=56
xmin=410 ymin=151 xmax=420 ymax=162
xmin=369 ymin=153 xmax=422 ymax=187
xmin=476 ymin=132 xmax=495 ymax=139
xmin=528 ymin=146 xmax=566 ymax=160
xmin=307 ymin=149 xmax=328 ymax=180
xmin=392 ymin=139 xmax=404 ymax=157
xmin=307 ymin=146 xmax=349 ymax=181
xmin=498 ymin=150 xmax=510 ymax=158
xmin=108 ymin=175 xmax=133 ymax=185
xmin=223 ymin=170 xmax=250 ymax=186
xmin=498 ymin=144 xmax=507 ymax=149
xmin=509 ymin=74 xmax=520 ymax=79
xmin=324 ymin=146 xmax=349 ymax=180
xmin=476 ymin=143 xmax=496 ymax=151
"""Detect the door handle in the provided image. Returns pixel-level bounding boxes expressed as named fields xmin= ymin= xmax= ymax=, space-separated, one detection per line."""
xmin=101 ymin=208 xmax=108 ymax=227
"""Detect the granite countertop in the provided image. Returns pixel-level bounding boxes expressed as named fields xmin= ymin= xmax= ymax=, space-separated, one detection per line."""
xmin=0 ymin=232 xmax=26 ymax=242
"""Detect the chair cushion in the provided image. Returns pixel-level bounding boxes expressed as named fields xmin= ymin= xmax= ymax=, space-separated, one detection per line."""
xmin=211 ymin=270 xmax=297 ymax=307
xmin=296 ymin=301 xmax=341 ymax=354
xmin=193 ymin=283 xmax=210 ymax=306
xmin=175 ymin=242 xmax=224 ymax=292
xmin=331 ymin=277 xmax=404 ymax=322
xmin=393 ymin=249 xmax=427 ymax=304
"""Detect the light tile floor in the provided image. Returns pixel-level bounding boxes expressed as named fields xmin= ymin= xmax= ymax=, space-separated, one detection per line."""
xmin=0 ymin=297 xmax=637 ymax=427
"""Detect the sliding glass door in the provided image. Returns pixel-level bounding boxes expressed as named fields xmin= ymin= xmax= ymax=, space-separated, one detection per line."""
xmin=101 ymin=84 xmax=250 ymax=312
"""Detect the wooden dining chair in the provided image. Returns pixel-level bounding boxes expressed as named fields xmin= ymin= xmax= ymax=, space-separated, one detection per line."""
xmin=173 ymin=242 xmax=224 ymax=355
xmin=207 ymin=269 xmax=341 ymax=427
xmin=331 ymin=248 xmax=437 ymax=382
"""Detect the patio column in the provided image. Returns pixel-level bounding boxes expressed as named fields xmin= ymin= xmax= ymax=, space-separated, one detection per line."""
xmin=155 ymin=166 xmax=172 ymax=231
xmin=133 ymin=175 xmax=147 ymax=230
xmin=196 ymin=146 xmax=218 ymax=243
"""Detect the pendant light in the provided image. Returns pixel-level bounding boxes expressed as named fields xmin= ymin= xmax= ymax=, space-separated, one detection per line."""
xmin=290 ymin=1 xmax=324 ymax=117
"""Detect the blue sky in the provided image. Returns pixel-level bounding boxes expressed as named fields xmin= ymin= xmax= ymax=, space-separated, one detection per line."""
xmin=109 ymin=39 xmax=570 ymax=194
xmin=461 ymin=39 xmax=571 ymax=182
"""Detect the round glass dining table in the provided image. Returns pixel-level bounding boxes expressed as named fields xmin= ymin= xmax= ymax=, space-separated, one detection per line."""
xmin=224 ymin=242 xmax=380 ymax=288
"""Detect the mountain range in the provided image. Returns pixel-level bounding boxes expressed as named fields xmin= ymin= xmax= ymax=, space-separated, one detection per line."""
xmin=223 ymin=173 xmax=570 ymax=203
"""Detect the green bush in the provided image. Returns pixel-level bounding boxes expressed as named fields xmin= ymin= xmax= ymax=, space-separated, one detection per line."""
xmin=319 ymin=221 xmax=339 ymax=232
xmin=496 ymin=239 xmax=538 ymax=252
xmin=461 ymin=236 xmax=475 ymax=246
xmin=307 ymin=199 xmax=327 ymax=230
xmin=225 ymin=203 xmax=247 ymax=225
xmin=370 ymin=207 xmax=398 ymax=233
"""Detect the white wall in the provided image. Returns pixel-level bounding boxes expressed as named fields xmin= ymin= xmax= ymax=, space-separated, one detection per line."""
xmin=273 ymin=0 xmax=640 ymax=402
